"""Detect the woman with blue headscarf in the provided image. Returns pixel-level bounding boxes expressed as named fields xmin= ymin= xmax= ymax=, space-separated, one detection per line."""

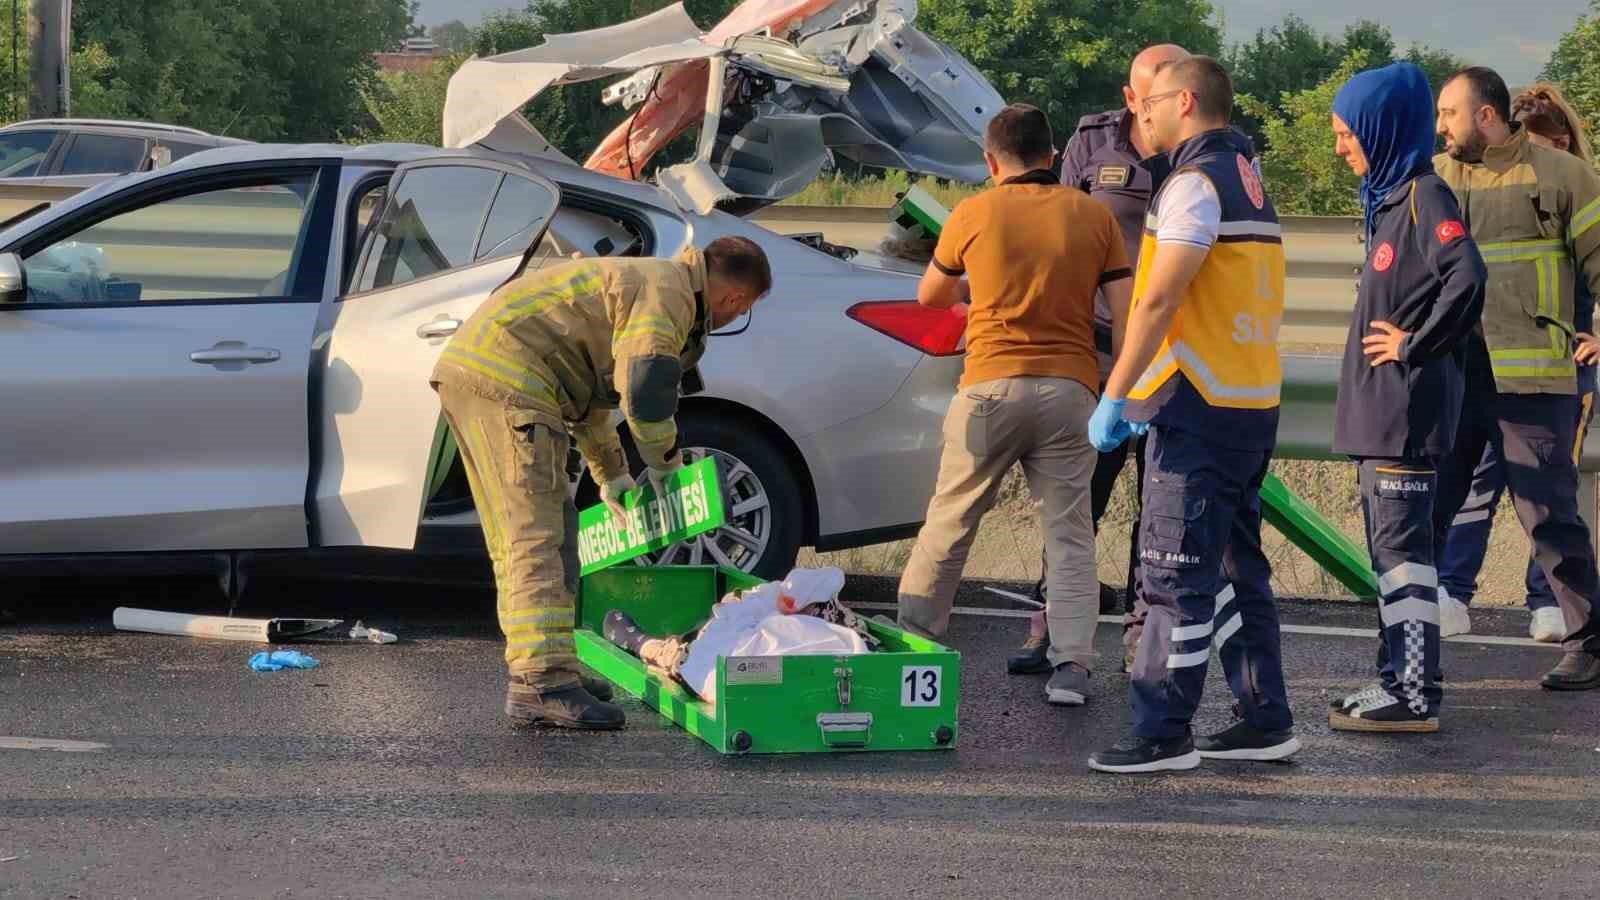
xmin=1325 ymin=62 xmax=1487 ymax=734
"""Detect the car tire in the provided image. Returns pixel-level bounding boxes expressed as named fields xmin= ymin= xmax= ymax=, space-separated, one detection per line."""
xmin=644 ymin=412 xmax=805 ymax=580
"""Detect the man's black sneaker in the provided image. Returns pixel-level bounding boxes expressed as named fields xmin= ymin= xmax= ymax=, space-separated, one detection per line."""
xmin=1088 ymin=730 xmax=1200 ymax=773
xmin=1195 ymin=718 xmax=1301 ymax=761
xmin=1007 ymin=633 xmax=1052 ymax=674
xmin=1328 ymin=689 xmax=1438 ymax=733
xmin=1540 ymin=651 xmax=1600 ymax=691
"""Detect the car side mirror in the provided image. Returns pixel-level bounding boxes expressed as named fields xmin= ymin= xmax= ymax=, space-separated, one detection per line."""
xmin=0 ymin=252 xmax=26 ymax=303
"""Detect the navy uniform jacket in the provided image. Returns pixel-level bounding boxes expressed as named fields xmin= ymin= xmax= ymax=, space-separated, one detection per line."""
xmin=1057 ymin=109 xmax=1167 ymax=372
xmin=1332 ymin=173 xmax=1487 ymax=459
xmin=1058 ymin=109 xmax=1254 ymax=373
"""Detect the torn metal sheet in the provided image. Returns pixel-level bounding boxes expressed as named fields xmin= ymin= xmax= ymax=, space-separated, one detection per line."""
xmin=446 ymin=0 xmax=1002 ymax=212
xmin=113 ymin=607 xmax=342 ymax=643
xmin=443 ymin=3 xmax=720 ymax=150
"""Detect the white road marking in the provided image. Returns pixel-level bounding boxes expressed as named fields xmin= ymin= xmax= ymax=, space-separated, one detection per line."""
xmin=0 ymin=736 xmax=109 ymax=752
xmin=853 ymin=602 xmax=1557 ymax=650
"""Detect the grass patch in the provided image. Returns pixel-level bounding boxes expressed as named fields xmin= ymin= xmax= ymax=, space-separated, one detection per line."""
xmin=779 ymin=172 xmax=984 ymax=208
xmin=804 ymin=458 xmax=1540 ymax=608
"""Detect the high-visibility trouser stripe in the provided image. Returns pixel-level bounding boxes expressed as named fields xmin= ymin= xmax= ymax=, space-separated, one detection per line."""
xmin=1212 ymin=584 xmax=1242 ymax=649
xmin=1572 ymin=195 xmax=1600 ymax=243
xmin=505 ymin=627 xmax=576 ymax=646
xmin=502 ymin=609 xmax=574 ymax=629
xmin=1379 ymin=595 xmax=1441 ymax=628
xmin=1168 ymin=586 xmax=1238 ymax=668
xmin=1376 ymin=561 xmax=1438 ymax=597
xmin=1132 ymin=342 xmax=1281 ymax=405
xmin=1451 ymin=508 xmax=1493 ymax=526
xmin=440 ymin=346 xmax=560 ymax=406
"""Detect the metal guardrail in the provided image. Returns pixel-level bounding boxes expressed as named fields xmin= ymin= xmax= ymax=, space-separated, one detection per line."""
xmin=755 ymin=206 xmax=1366 ymax=347
xmin=757 ymin=207 xmax=1600 ymax=474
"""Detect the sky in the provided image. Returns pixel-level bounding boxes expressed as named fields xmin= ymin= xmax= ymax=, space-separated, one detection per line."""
xmin=415 ymin=1 xmax=1593 ymax=85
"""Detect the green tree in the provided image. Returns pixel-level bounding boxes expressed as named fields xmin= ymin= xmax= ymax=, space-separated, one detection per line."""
xmin=429 ymin=20 xmax=474 ymax=52
xmin=1543 ymin=1 xmax=1600 ymax=151
xmin=357 ymin=55 xmax=464 ymax=146
xmin=1238 ymin=51 xmax=1371 ymax=216
xmin=69 ymin=0 xmax=411 ymax=140
xmin=1227 ymin=16 xmax=1462 ymax=153
xmin=915 ymin=0 xmax=1221 ymax=132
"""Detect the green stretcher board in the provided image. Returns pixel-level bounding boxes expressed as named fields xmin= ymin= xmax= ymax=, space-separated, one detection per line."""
xmin=575 ymin=458 xmax=727 ymax=575
xmin=1260 ymin=471 xmax=1379 ymax=599
xmin=575 ymin=565 xmax=962 ymax=755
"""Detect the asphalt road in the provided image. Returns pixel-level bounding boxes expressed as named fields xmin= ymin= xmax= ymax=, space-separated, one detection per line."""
xmin=3 ymin=572 xmax=1599 ymax=899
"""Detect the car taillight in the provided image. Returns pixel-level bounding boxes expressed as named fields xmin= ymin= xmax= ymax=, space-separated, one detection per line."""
xmin=846 ymin=301 xmax=966 ymax=356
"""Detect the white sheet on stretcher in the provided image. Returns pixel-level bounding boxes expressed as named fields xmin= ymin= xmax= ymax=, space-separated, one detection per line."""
xmin=678 ymin=567 xmax=866 ymax=703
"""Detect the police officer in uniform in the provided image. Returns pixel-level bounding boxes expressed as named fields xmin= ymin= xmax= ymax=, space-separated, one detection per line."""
xmin=1434 ymin=67 xmax=1600 ymax=691
xmin=1010 ymin=43 xmax=1190 ymax=675
xmin=1326 ymin=63 xmax=1487 ymax=732
xmin=1086 ymin=56 xmax=1298 ymax=773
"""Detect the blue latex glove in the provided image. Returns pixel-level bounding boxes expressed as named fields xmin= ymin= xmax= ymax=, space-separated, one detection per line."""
xmin=249 ymin=650 xmax=320 ymax=672
xmin=1088 ymin=396 xmax=1133 ymax=452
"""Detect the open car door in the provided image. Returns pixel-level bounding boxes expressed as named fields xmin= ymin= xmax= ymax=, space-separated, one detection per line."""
xmin=312 ymin=158 xmax=560 ymax=548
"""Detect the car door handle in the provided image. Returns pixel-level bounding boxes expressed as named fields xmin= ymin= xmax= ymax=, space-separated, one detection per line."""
xmin=190 ymin=344 xmax=282 ymax=365
xmin=417 ymin=317 xmax=462 ymax=339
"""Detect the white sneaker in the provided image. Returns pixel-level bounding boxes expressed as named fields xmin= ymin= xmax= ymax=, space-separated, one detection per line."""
xmin=1438 ymin=588 xmax=1472 ymax=638
xmin=1529 ymin=606 xmax=1567 ymax=643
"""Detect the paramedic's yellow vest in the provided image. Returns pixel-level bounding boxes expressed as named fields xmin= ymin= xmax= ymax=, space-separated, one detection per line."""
xmin=1435 ymin=129 xmax=1600 ymax=395
xmin=1127 ymin=129 xmax=1285 ymax=449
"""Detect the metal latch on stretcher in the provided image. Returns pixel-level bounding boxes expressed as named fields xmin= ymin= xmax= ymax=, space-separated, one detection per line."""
xmin=817 ymin=712 xmax=873 ymax=747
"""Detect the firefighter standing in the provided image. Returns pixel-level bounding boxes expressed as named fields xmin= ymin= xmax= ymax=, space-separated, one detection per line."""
xmin=430 ymin=238 xmax=772 ymax=728
xmin=1433 ymin=67 xmax=1600 ymax=691
xmin=1435 ymin=83 xmax=1597 ymax=644
xmin=1086 ymin=56 xmax=1297 ymax=773
xmin=1326 ymin=63 xmax=1486 ymax=732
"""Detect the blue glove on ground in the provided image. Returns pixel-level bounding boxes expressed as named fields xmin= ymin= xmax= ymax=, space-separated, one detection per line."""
xmin=1088 ymin=396 xmax=1133 ymax=452
xmin=249 ymin=650 xmax=320 ymax=672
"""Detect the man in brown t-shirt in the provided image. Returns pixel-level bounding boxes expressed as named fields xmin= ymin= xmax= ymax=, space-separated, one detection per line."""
xmin=897 ymin=103 xmax=1133 ymax=706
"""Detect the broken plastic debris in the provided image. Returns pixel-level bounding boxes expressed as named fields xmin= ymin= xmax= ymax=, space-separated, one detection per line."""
xmin=114 ymin=607 xmax=341 ymax=643
xmin=249 ymin=650 xmax=320 ymax=672
xmin=349 ymin=621 xmax=398 ymax=644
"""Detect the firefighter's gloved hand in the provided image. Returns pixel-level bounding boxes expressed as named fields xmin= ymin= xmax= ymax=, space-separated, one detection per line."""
xmin=644 ymin=454 xmax=685 ymax=502
xmin=1088 ymin=396 xmax=1134 ymax=452
xmin=601 ymin=474 xmax=634 ymax=529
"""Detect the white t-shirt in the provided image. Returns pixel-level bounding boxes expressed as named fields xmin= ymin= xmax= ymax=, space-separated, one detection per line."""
xmin=1153 ymin=172 xmax=1221 ymax=249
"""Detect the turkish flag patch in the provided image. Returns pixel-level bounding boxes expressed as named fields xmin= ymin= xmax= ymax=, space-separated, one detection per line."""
xmin=1436 ymin=220 xmax=1466 ymax=245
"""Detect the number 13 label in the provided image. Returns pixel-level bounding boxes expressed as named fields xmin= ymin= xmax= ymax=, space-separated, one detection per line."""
xmin=901 ymin=666 xmax=941 ymax=707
